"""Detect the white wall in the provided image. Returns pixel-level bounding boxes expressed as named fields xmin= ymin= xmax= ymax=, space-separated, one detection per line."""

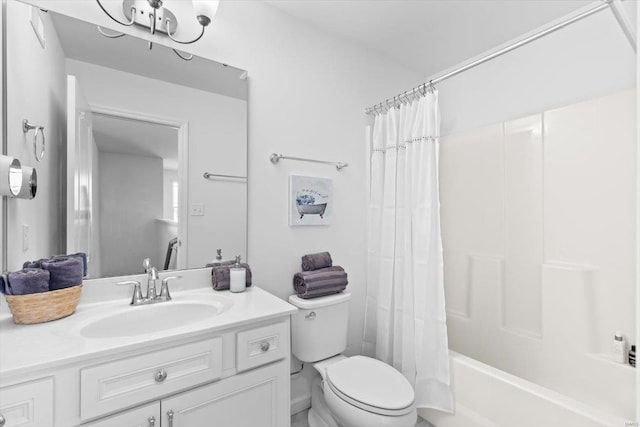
xmin=5 ymin=1 xmax=66 ymax=269
xmin=25 ymin=0 xmax=422 ymax=358
xmin=99 ymin=151 xmax=163 ymax=276
xmin=437 ymin=4 xmax=636 ymax=136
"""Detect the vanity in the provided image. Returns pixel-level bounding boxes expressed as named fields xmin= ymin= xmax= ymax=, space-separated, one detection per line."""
xmin=0 ymin=270 xmax=296 ymax=427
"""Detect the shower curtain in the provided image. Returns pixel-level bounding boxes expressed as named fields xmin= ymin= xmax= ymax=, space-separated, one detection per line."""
xmin=363 ymin=92 xmax=453 ymax=412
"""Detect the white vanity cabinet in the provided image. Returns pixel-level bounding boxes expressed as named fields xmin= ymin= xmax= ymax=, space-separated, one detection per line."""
xmin=162 ymin=360 xmax=288 ymax=426
xmin=0 ymin=285 xmax=297 ymax=427
xmin=0 ymin=378 xmax=54 ymax=427
xmin=79 ymin=319 xmax=291 ymax=427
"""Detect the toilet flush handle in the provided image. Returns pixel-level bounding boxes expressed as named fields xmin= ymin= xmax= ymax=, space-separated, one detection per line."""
xmin=305 ymin=311 xmax=316 ymax=320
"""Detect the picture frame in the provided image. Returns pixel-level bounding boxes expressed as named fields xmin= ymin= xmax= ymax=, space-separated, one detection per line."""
xmin=289 ymin=175 xmax=332 ymax=226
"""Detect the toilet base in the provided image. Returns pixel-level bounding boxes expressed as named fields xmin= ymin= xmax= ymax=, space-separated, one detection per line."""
xmin=308 ymin=376 xmax=339 ymax=427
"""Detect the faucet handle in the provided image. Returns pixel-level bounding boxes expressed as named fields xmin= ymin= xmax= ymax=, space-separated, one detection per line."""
xmin=116 ymin=280 xmax=143 ymax=305
xmin=159 ymin=276 xmax=181 ymax=301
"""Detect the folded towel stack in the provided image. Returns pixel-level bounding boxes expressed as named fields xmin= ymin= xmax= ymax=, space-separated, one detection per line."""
xmin=301 ymin=251 xmax=333 ymax=271
xmin=42 ymin=257 xmax=84 ymax=291
xmin=294 ymin=252 xmax=348 ymax=299
xmin=1 ymin=253 xmax=86 ymax=295
xmin=23 ymin=252 xmax=87 ymax=277
xmin=2 ymin=268 xmax=50 ymax=295
xmin=211 ymin=263 xmax=253 ymax=291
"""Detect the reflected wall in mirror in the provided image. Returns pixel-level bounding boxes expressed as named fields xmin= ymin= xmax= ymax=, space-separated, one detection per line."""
xmin=4 ymin=1 xmax=248 ymax=278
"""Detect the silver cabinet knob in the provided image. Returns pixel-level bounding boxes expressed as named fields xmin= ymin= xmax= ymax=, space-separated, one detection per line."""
xmin=154 ymin=369 xmax=168 ymax=382
xmin=0 ymin=414 xmax=5 ymax=427
xmin=260 ymin=341 xmax=270 ymax=352
xmin=305 ymin=311 xmax=316 ymax=320
xmin=148 ymin=415 xmax=156 ymax=427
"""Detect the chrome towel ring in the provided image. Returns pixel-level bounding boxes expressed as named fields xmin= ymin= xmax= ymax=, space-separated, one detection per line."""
xmin=22 ymin=119 xmax=45 ymax=162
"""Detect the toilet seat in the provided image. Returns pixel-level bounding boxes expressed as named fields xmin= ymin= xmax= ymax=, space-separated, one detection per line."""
xmin=324 ymin=356 xmax=415 ymax=416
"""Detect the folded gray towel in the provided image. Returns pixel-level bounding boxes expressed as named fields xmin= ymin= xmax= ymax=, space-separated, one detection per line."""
xmin=211 ymin=263 xmax=252 ymax=291
xmin=301 ymin=252 xmax=333 ymax=271
xmin=293 ymin=266 xmax=348 ymax=299
xmin=24 ymin=252 xmax=88 ymax=277
xmin=5 ymin=268 xmax=50 ymax=295
xmin=41 ymin=257 xmax=83 ymax=290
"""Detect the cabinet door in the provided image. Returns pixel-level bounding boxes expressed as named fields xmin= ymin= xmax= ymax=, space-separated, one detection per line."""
xmin=0 ymin=378 xmax=53 ymax=427
xmin=162 ymin=361 xmax=290 ymax=427
xmin=82 ymin=402 xmax=160 ymax=427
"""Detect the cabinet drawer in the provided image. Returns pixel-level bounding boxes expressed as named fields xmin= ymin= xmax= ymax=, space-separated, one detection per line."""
xmin=0 ymin=378 xmax=54 ymax=427
xmin=81 ymin=337 xmax=222 ymax=421
xmin=236 ymin=321 xmax=288 ymax=372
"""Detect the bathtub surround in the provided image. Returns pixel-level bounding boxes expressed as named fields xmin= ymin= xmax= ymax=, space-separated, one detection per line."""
xmin=364 ymin=92 xmax=453 ymax=412
xmin=440 ymin=90 xmax=637 ymax=419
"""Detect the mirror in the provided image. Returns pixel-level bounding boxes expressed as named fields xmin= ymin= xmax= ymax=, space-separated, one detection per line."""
xmin=4 ymin=1 xmax=248 ymax=278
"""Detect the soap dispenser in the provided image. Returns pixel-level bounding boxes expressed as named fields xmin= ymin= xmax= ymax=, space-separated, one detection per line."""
xmin=229 ymin=255 xmax=246 ymax=293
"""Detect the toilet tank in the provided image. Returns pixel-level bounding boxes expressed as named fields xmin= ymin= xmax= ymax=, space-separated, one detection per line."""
xmin=288 ymin=292 xmax=351 ymax=363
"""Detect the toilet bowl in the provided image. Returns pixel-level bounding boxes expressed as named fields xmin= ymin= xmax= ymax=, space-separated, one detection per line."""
xmin=288 ymin=293 xmax=417 ymax=427
xmin=316 ymin=355 xmax=417 ymax=427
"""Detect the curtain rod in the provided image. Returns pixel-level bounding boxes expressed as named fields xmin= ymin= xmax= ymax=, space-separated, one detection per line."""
xmin=365 ymin=1 xmax=619 ymax=115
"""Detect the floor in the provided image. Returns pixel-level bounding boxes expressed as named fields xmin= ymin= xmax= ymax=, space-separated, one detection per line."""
xmin=291 ymin=409 xmax=310 ymax=427
xmin=290 ymin=409 xmax=433 ymax=427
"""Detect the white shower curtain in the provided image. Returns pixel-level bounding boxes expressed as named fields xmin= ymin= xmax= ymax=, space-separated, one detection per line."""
xmin=363 ymin=92 xmax=453 ymax=413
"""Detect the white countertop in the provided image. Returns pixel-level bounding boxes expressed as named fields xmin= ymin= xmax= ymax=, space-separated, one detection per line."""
xmin=0 ymin=282 xmax=297 ymax=379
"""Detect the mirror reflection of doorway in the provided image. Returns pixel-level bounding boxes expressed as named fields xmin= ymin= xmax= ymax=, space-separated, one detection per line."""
xmin=93 ymin=112 xmax=180 ymax=277
xmin=67 ymin=85 xmax=183 ymax=277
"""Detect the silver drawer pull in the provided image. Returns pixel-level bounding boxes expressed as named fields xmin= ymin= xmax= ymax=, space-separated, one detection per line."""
xmin=0 ymin=414 xmax=5 ymax=426
xmin=167 ymin=410 xmax=174 ymax=427
xmin=155 ymin=369 xmax=168 ymax=383
xmin=148 ymin=415 xmax=156 ymax=427
xmin=305 ymin=311 xmax=316 ymax=320
xmin=260 ymin=341 xmax=270 ymax=352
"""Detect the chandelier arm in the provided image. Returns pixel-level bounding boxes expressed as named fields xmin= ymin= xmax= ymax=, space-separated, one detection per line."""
xmin=173 ymin=49 xmax=194 ymax=61
xmin=166 ymin=18 xmax=206 ymax=44
xmin=95 ymin=0 xmax=136 ymax=26
xmin=97 ymin=26 xmax=126 ymax=38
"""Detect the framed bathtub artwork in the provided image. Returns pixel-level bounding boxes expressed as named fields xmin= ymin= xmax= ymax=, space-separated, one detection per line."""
xmin=289 ymin=175 xmax=332 ymax=226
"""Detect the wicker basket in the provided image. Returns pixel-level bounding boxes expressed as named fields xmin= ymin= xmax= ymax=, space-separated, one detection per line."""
xmin=5 ymin=284 xmax=83 ymax=324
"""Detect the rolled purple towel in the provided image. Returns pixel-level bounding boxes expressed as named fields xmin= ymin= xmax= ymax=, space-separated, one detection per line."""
xmin=5 ymin=268 xmax=50 ymax=295
xmin=41 ymin=257 xmax=83 ymax=290
xmin=293 ymin=266 xmax=348 ymax=299
xmin=301 ymin=252 xmax=333 ymax=271
xmin=53 ymin=253 xmax=87 ymax=277
xmin=211 ymin=263 xmax=252 ymax=291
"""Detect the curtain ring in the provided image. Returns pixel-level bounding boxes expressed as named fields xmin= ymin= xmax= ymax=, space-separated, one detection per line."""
xmin=428 ymin=80 xmax=436 ymax=93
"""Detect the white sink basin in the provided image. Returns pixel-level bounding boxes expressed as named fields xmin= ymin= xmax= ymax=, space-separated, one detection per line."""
xmin=80 ymin=300 xmax=232 ymax=339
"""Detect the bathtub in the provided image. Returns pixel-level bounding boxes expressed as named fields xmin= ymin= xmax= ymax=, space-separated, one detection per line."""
xmin=418 ymin=351 xmax=630 ymax=427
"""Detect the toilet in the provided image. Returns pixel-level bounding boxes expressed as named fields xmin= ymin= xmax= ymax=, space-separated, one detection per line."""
xmin=289 ymin=292 xmax=417 ymax=427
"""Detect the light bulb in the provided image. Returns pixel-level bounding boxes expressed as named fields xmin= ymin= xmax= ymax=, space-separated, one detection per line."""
xmin=193 ymin=0 xmax=219 ymax=27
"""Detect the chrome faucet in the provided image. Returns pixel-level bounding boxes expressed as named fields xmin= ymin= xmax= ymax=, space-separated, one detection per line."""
xmin=144 ymin=258 xmax=160 ymax=300
xmin=116 ymin=259 xmax=180 ymax=306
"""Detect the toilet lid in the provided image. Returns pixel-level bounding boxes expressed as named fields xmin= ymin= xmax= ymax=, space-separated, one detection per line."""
xmin=325 ymin=355 xmax=414 ymax=416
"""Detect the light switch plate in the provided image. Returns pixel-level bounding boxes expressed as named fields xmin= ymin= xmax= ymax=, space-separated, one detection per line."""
xmin=190 ymin=203 xmax=204 ymax=216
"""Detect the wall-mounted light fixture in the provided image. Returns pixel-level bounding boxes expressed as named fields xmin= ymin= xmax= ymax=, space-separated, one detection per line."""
xmin=0 ymin=156 xmax=23 ymax=198
xmin=95 ymin=0 xmax=219 ymax=60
